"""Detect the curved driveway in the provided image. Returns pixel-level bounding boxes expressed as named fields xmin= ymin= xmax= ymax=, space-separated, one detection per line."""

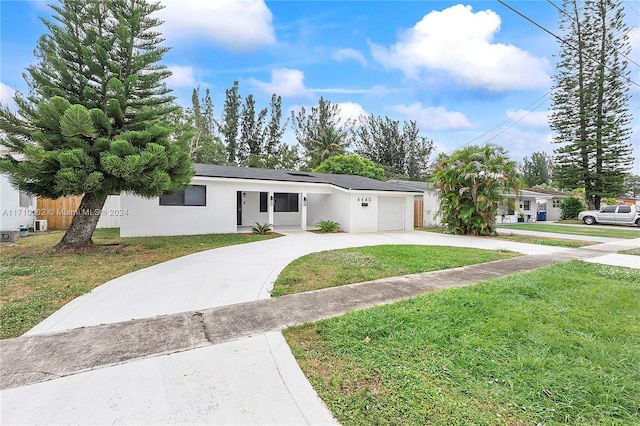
xmin=27 ymin=230 xmax=570 ymax=334
xmin=4 ymin=230 xmax=638 ymax=425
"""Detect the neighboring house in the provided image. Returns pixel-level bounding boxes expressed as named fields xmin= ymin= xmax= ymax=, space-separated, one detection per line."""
xmin=1 ymin=173 xmax=37 ymax=231
xmin=616 ymin=196 xmax=640 ymax=206
xmin=387 ymin=180 xmax=441 ymax=227
xmin=120 ymin=164 xmax=421 ymax=237
xmin=500 ymin=188 xmax=568 ymax=223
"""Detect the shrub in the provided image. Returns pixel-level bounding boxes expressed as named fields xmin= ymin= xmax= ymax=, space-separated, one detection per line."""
xmin=316 ymin=220 xmax=341 ymax=233
xmin=560 ymin=196 xmax=586 ymax=220
xmin=252 ymin=222 xmax=272 ymax=235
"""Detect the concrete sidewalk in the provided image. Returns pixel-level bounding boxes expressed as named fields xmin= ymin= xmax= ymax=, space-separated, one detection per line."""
xmin=2 ymin=231 xmax=639 ymax=425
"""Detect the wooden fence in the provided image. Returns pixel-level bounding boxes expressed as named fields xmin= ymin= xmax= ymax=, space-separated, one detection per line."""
xmin=36 ymin=196 xmax=83 ymax=230
xmin=414 ymin=198 xmax=424 ymax=228
xmin=36 ymin=195 xmax=122 ymax=230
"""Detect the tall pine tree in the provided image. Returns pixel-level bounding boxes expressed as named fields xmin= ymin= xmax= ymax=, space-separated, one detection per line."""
xmin=550 ymin=0 xmax=633 ymax=209
xmin=220 ymin=81 xmax=241 ymax=165
xmin=0 ymin=0 xmax=193 ymax=250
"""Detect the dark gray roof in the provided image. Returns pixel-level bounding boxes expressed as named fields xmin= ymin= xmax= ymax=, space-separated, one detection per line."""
xmin=194 ymin=164 xmax=421 ymax=193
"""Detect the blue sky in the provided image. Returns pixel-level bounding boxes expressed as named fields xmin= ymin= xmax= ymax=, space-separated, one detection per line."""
xmin=1 ymin=0 xmax=639 ymax=171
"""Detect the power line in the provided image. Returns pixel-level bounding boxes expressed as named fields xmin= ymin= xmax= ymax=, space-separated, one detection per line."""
xmin=496 ymin=0 xmax=640 ymax=89
xmin=482 ymin=95 xmax=551 ymax=146
xmin=446 ymin=92 xmax=551 ymax=154
xmin=623 ymin=0 xmax=640 ymax=16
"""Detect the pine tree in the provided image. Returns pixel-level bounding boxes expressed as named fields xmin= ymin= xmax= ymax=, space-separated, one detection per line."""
xmin=352 ymin=115 xmax=433 ymax=181
xmin=550 ymin=0 xmax=633 ymax=209
xmin=239 ymin=94 xmax=267 ymax=167
xmin=521 ymin=151 xmax=554 ymax=187
xmin=220 ymin=81 xmax=241 ymax=164
xmin=263 ymin=94 xmax=288 ymax=169
xmin=0 ymin=0 xmax=193 ymax=250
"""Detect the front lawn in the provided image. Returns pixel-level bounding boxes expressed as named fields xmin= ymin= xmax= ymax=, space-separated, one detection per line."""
xmin=497 ymin=223 xmax=640 ymax=239
xmin=270 ymin=245 xmax=519 ymax=296
xmin=285 ymin=261 xmax=640 ymax=425
xmin=0 ymin=229 xmax=277 ymax=339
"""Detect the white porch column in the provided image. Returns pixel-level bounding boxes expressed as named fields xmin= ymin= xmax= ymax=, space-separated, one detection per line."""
xmin=268 ymin=191 xmax=274 ymax=228
xmin=300 ymin=192 xmax=307 ymax=231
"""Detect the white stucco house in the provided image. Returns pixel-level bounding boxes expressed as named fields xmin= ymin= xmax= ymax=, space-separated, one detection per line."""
xmin=1 ymin=173 xmax=37 ymax=231
xmin=387 ymin=180 xmax=442 ymax=227
xmin=499 ymin=188 xmax=568 ymax=223
xmin=120 ymin=164 xmax=421 ymax=237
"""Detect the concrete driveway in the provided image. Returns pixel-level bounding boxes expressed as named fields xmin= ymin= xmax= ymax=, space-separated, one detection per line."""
xmin=2 ymin=230 xmax=638 ymax=425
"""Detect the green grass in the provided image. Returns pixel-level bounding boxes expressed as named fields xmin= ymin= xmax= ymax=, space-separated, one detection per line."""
xmin=494 ymin=234 xmax=595 ymax=248
xmin=271 ymin=245 xmax=519 ymax=296
xmin=0 ymin=229 xmax=277 ymax=339
xmin=496 ymin=223 xmax=640 ymax=239
xmin=619 ymin=248 xmax=640 ymax=256
xmin=416 ymin=226 xmax=595 ymax=248
xmin=285 ymin=261 xmax=640 ymax=425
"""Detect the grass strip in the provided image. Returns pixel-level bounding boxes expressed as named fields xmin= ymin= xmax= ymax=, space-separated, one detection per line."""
xmin=496 ymin=223 xmax=640 ymax=239
xmin=271 ymin=245 xmax=519 ymax=296
xmin=285 ymin=261 xmax=640 ymax=425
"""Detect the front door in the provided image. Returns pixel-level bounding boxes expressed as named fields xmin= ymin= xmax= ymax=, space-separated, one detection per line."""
xmin=237 ymin=191 xmax=242 ymax=225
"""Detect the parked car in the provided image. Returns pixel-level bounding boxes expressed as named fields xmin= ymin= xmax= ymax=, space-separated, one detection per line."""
xmin=578 ymin=204 xmax=640 ymax=226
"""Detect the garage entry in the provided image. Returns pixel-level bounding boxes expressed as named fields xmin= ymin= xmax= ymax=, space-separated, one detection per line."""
xmin=378 ymin=196 xmax=405 ymax=231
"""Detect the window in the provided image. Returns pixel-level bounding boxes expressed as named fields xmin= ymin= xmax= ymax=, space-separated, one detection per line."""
xmin=18 ymin=191 xmax=31 ymax=207
xmin=618 ymin=205 xmax=631 ymax=213
xmin=552 ymin=199 xmax=561 ymax=208
xmin=523 ymin=200 xmax=531 ymax=210
xmin=602 ymin=206 xmax=617 ymax=213
xmin=260 ymin=192 xmax=268 ymax=212
xmin=159 ymin=185 xmax=206 ymax=206
xmin=274 ymin=192 xmax=298 ymax=212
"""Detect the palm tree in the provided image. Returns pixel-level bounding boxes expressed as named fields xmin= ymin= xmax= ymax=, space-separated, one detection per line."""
xmin=307 ymin=126 xmax=348 ymax=169
xmin=431 ymin=144 xmax=520 ymax=236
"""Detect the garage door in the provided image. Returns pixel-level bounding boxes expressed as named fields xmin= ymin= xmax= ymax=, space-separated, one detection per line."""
xmin=378 ymin=196 xmax=405 ymax=231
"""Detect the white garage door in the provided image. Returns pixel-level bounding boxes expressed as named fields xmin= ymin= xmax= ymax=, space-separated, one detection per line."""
xmin=378 ymin=196 xmax=405 ymax=231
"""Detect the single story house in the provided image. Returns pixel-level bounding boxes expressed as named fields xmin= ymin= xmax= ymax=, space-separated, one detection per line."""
xmin=120 ymin=164 xmax=421 ymax=237
xmin=499 ymin=188 xmax=568 ymax=223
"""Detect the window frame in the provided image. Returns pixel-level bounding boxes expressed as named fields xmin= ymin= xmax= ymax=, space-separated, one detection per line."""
xmin=159 ymin=185 xmax=206 ymax=206
xmin=18 ymin=191 xmax=31 ymax=208
xmin=274 ymin=192 xmax=299 ymax=213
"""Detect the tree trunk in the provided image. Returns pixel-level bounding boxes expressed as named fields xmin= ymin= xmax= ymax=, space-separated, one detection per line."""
xmin=54 ymin=193 xmax=107 ymax=251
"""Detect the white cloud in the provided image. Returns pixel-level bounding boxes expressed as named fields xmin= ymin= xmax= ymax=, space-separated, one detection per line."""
xmin=0 ymin=82 xmax=17 ymax=112
xmin=370 ymin=4 xmax=551 ymax=91
xmin=628 ymin=27 xmax=639 ymax=59
xmin=165 ymin=65 xmax=197 ymax=88
xmin=391 ymin=103 xmax=472 ymax=131
xmin=505 ymin=109 xmax=549 ymax=128
xmin=337 ymin=102 xmax=368 ymax=123
xmin=158 ymin=0 xmax=275 ymax=51
xmin=249 ymin=68 xmax=314 ymax=99
xmin=333 ymin=48 xmax=367 ymax=66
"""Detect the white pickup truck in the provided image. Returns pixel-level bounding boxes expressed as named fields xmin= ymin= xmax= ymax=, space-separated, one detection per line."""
xmin=578 ymin=204 xmax=640 ymax=226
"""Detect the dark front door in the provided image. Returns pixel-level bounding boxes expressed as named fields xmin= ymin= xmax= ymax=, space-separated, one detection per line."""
xmin=237 ymin=191 xmax=242 ymax=225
